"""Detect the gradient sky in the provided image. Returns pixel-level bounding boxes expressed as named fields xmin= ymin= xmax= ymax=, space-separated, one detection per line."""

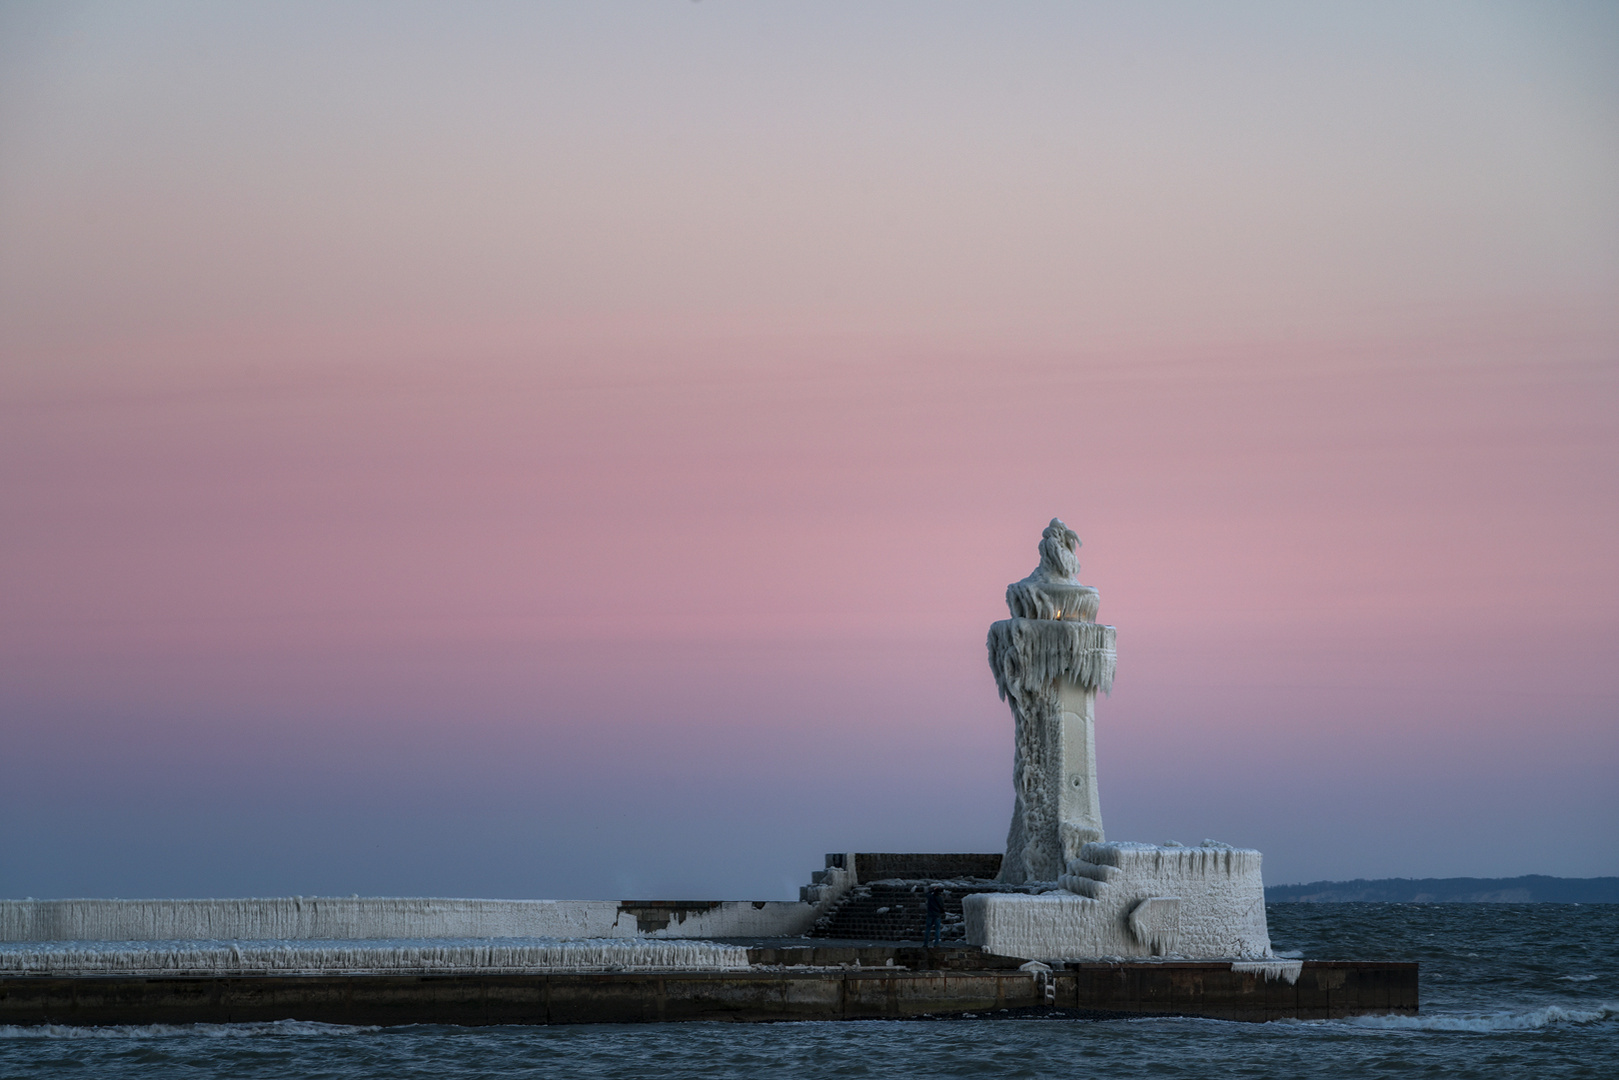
xmin=2 ymin=1 xmax=1616 ymax=900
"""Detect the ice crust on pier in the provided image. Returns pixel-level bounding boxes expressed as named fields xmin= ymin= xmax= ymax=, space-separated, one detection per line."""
xmin=0 ymin=898 xmax=626 ymax=942
xmin=0 ymin=897 xmax=817 ymax=943
xmin=0 ymin=938 xmax=751 ymax=976
xmin=966 ymin=841 xmax=1275 ymax=961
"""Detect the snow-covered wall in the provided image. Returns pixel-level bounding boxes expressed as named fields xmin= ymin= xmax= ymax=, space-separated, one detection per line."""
xmin=965 ymin=841 xmax=1274 ymax=961
xmin=0 ymin=897 xmax=821 ymax=943
xmin=0 ymin=938 xmax=751 ymax=975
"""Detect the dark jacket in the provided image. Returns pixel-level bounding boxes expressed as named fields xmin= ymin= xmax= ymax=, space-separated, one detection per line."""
xmin=926 ymin=889 xmax=947 ymax=915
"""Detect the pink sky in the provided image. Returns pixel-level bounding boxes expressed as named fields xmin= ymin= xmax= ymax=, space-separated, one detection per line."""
xmin=2 ymin=2 xmax=1616 ymax=898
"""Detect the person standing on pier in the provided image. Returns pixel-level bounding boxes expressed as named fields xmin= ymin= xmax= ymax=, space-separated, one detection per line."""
xmin=924 ymin=884 xmax=947 ymax=947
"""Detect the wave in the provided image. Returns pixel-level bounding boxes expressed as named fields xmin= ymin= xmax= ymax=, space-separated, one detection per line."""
xmin=1346 ymin=1002 xmax=1617 ymax=1032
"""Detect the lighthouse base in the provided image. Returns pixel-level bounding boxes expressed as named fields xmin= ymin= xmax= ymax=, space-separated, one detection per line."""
xmin=965 ymin=841 xmax=1274 ymax=962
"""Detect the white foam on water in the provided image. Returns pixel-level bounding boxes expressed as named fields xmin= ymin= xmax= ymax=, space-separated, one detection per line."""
xmin=1345 ymin=1002 xmax=1617 ymax=1032
xmin=1559 ymin=974 xmax=1599 ymax=982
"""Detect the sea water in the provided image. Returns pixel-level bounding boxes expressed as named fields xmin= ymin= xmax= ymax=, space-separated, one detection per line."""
xmin=1 ymin=904 xmax=1613 ymax=1079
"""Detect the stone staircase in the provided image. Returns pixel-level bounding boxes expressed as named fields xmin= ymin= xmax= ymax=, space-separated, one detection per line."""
xmin=810 ymin=881 xmax=979 ymax=942
xmin=802 ymin=853 xmax=1017 ymax=943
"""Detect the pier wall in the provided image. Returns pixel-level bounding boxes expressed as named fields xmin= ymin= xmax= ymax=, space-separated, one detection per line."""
xmin=0 ymin=959 xmax=1417 ymax=1026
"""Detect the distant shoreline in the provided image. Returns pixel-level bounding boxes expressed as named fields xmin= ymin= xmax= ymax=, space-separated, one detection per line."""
xmin=1267 ymin=875 xmax=1619 ymax=903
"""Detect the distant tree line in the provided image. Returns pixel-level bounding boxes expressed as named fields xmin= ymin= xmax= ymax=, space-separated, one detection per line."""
xmin=1266 ymin=875 xmax=1619 ymax=903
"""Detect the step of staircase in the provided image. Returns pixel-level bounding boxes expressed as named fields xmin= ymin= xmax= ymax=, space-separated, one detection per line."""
xmin=810 ymin=881 xmax=1006 ymax=942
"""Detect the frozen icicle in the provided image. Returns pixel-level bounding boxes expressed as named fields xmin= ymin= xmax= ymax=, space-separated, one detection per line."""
xmin=987 ymin=621 xmax=1116 ymax=702
xmin=0 ymin=897 xmax=608 ymax=942
xmin=1230 ymin=960 xmax=1303 ymax=985
xmin=1126 ymin=897 xmax=1182 ymax=956
xmin=0 ymin=938 xmax=752 ymax=975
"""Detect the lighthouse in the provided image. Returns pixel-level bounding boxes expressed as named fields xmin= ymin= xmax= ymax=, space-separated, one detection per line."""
xmin=988 ymin=518 xmax=1117 ymax=883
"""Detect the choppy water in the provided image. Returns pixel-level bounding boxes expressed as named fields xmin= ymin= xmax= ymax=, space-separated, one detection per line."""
xmin=2 ymin=904 xmax=1614 ymax=1079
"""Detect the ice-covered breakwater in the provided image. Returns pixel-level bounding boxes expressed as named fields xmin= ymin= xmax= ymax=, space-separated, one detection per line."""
xmin=0 ymin=897 xmax=821 ymax=943
xmin=0 ymin=938 xmax=751 ymax=976
xmin=967 ymin=841 xmax=1275 ymax=962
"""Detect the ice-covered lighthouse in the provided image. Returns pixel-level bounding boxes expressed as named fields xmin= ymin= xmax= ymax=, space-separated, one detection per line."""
xmin=968 ymin=519 xmax=1285 ymax=964
xmin=988 ymin=518 xmax=1117 ymax=884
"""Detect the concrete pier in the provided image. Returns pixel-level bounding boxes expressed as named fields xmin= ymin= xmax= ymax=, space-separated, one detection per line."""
xmin=0 ymin=950 xmax=1415 ymax=1026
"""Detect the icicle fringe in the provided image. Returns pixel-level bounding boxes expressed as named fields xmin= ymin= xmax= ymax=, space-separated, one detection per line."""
xmin=987 ymin=619 xmax=1116 ymax=702
xmin=0 ymin=939 xmax=751 ymax=976
xmin=0 ymin=898 xmax=634 ymax=943
xmin=1078 ymin=842 xmax=1263 ymax=879
xmin=1004 ymin=581 xmax=1101 ymax=622
xmin=1230 ymin=960 xmax=1304 ymax=985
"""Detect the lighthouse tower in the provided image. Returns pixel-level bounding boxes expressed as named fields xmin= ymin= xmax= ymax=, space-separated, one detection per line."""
xmin=970 ymin=519 xmax=1276 ymax=962
xmin=988 ymin=519 xmax=1117 ymax=883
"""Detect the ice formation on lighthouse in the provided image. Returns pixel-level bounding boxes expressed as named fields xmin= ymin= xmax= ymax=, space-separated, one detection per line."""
xmin=989 ymin=519 xmax=1116 ymax=884
xmin=971 ymin=519 xmax=1279 ymax=961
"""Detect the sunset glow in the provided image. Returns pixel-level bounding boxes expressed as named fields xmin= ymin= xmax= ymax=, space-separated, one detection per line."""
xmin=2 ymin=1 xmax=1615 ymax=899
